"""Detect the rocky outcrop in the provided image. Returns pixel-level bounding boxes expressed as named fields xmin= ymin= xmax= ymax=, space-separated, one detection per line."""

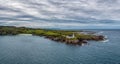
xmin=92 ymin=35 xmax=105 ymax=41
xmin=45 ymin=35 xmax=105 ymax=46
xmin=45 ymin=36 xmax=89 ymax=45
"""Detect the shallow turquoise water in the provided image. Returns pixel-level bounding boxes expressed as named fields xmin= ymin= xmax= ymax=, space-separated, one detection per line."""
xmin=0 ymin=30 xmax=120 ymax=64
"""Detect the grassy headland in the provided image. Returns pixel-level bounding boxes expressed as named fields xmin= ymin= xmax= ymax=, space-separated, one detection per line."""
xmin=0 ymin=26 xmax=105 ymax=45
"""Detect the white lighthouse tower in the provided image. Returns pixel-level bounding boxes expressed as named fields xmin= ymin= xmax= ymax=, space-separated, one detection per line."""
xmin=66 ymin=33 xmax=75 ymax=38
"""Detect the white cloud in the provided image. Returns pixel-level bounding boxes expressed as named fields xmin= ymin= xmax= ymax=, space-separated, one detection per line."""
xmin=0 ymin=0 xmax=120 ymax=29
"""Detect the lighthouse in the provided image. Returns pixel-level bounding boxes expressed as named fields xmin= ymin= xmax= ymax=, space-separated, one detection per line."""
xmin=66 ymin=33 xmax=75 ymax=38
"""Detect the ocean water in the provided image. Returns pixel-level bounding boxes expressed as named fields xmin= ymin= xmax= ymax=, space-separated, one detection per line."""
xmin=0 ymin=30 xmax=120 ymax=64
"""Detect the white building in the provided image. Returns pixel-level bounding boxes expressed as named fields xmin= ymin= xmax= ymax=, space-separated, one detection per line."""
xmin=66 ymin=33 xmax=75 ymax=38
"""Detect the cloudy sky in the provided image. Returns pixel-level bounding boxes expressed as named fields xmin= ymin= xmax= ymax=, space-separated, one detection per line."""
xmin=0 ymin=0 xmax=120 ymax=29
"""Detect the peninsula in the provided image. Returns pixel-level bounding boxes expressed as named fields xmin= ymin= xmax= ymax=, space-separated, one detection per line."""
xmin=0 ymin=26 xmax=105 ymax=45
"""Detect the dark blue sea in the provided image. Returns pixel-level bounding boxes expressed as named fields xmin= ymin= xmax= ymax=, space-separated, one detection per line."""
xmin=0 ymin=30 xmax=120 ymax=64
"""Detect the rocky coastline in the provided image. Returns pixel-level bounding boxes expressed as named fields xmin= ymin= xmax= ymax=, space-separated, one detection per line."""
xmin=45 ymin=35 xmax=105 ymax=45
xmin=0 ymin=26 xmax=106 ymax=45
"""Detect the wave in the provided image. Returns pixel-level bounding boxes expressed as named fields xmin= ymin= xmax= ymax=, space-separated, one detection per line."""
xmin=95 ymin=31 xmax=104 ymax=35
xmin=101 ymin=39 xmax=109 ymax=43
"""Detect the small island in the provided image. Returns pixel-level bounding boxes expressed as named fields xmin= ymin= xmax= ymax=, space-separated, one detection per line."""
xmin=0 ymin=26 xmax=106 ymax=45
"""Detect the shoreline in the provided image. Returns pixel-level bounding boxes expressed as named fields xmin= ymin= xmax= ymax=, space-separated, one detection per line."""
xmin=0 ymin=26 xmax=106 ymax=45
